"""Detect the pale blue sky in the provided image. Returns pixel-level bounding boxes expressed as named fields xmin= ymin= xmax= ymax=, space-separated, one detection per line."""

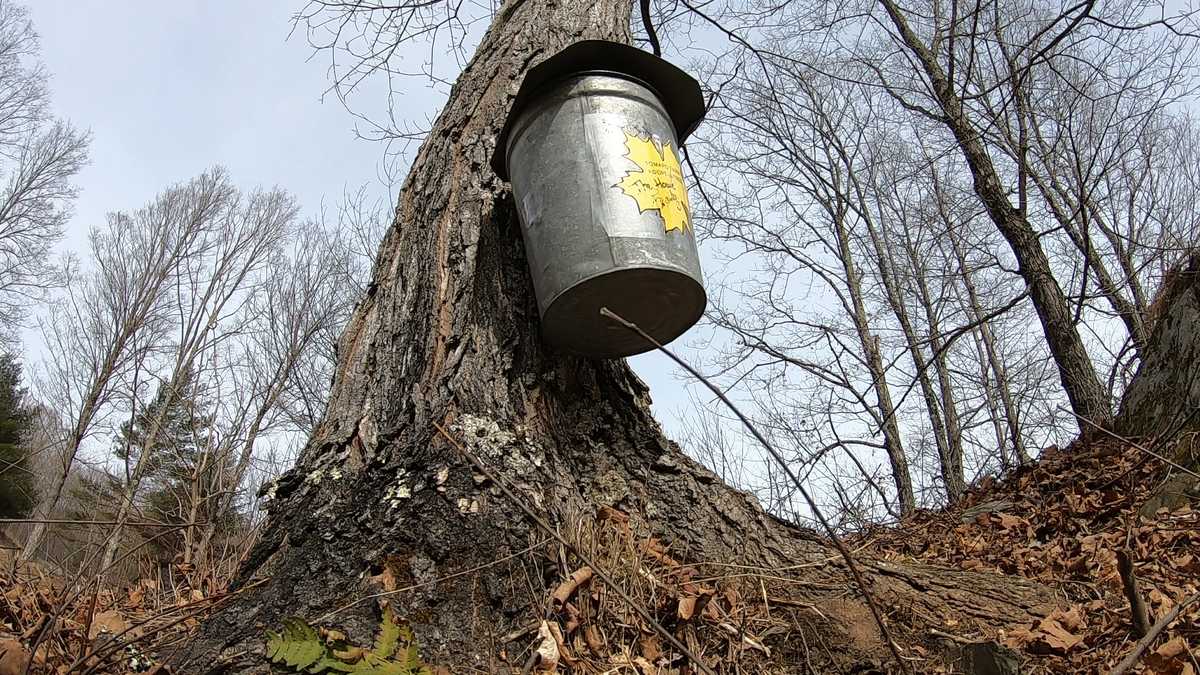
xmin=23 ymin=0 xmax=699 ymax=437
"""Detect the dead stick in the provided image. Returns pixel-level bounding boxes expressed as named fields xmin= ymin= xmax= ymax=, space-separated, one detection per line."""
xmin=1106 ymin=591 xmax=1200 ymax=675
xmin=600 ymin=307 xmax=910 ymax=673
xmin=78 ymin=575 xmax=102 ymax=662
xmin=1115 ymin=549 xmax=1151 ymax=637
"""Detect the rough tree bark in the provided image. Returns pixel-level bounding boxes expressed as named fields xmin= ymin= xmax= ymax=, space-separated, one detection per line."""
xmin=1116 ymin=252 xmax=1200 ymax=437
xmin=1115 ymin=252 xmax=1200 ymax=515
xmin=179 ymin=1 xmax=1056 ymax=671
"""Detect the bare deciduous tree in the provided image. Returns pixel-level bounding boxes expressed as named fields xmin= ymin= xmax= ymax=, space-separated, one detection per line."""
xmin=21 ymin=169 xmax=233 ymax=562
xmin=0 ymin=1 xmax=88 ymax=340
xmin=864 ymin=0 xmax=1200 ymax=424
xmin=700 ymin=70 xmax=919 ymax=515
xmin=658 ymin=0 xmax=1200 ymax=518
xmin=96 ymin=181 xmax=297 ymax=572
xmin=147 ymin=209 xmax=371 ymax=579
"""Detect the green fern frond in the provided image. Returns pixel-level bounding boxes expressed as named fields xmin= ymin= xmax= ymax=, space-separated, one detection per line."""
xmin=265 ymin=608 xmax=430 ymax=674
xmin=309 ymin=655 xmax=359 ymax=673
xmin=266 ymin=619 xmax=326 ymax=670
xmin=370 ymin=607 xmax=401 ymax=660
xmin=354 ymin=662 xmax=428 ymax=675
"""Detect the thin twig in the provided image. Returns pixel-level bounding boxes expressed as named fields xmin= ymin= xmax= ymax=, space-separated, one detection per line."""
xmin=1115 ymin=549 xmax=1151 ymax=637
xmin=1105 ymin=591 xmax=1200 ymax=675
xmin=434 ymin=421 xmax=718 ymax=675
xmin=79 ymin=575 xmax=102 ymax=662
xmin=599 ymin=307 xmax=910 ymax=672
xmin=0 ymin=518 xmax=207 ymax=528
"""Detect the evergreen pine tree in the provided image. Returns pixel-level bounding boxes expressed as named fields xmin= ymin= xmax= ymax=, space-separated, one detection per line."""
xmin=0 ymin=353 xmax=35 ymax=517
xmin=114 ymin=368 xmax=213 ymax=493
xmin=111 ymin=369 xmax=236 ymax=560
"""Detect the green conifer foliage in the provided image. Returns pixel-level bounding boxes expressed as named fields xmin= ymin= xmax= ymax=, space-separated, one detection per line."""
xmin=0 ymin=353 xmax=35 ymax=517
xmin=108 ymin=369 xmax=238 ymax=560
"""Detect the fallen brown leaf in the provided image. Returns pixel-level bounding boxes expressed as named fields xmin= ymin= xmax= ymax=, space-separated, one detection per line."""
xmin=551 ymin=567 xmax=593 ymax=610
xmin=88 ymin=609 xmax=127 ymax=641
xmin=534 ymin=620 xmax=559 ymax=672
xmin=1145 ymin=636 xmax=1191 ymax=674
xmin=0 ymin=638 xmax=29 ymax=675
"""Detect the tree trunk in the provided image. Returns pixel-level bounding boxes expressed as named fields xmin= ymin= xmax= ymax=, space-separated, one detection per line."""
xmin=100 ymin=393 xmax=172 ymax=572
xmin=998 ymin=39 xmax=1151 ymax=361
xmin=877 ymin=0 xmax=1112 ymax=428
xmin=969 ymin=322 xmax=1014 ymax=470
xmin=22 ymin=360 xmax=119 ymax=562
xmin=946 ymin=226 xmax=1030 ymax=466
xmin=902 ymin=234 xmax=966 ymax=502
xmin=20 ymin=417 xmax=92 ymax=562
xmin=832 ymin=214 xmax=916 ymax=516
xmin=1115 ymin=251 xmax=1200 ymax=516
xmin=1116 ymin=252 xmax=1200 ymax=437
xmin=863 ymin=216 xmax=959 ymax=504
xmin=178 ymin=2 xmax=1055 ymax=671
xmin=182 ymin=469 xmax=200 ymax=566
xmin=195 ymin=364 xmax=287 ymax=563
xmin=916 ymin=281 xmax=967 ymax=501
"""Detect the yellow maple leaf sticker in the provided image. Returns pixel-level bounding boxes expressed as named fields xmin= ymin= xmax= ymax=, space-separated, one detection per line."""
xmin=615 ymin=132 xmax=691 ymax=234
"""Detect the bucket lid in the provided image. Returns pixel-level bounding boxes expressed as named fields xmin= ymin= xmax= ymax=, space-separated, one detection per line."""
xmin=492 ymin=40 xmax=706 ymax=179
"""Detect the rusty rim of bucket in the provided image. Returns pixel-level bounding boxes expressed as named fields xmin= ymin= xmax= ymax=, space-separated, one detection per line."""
xmin=492 ymin=40 xmax=706 ymax=179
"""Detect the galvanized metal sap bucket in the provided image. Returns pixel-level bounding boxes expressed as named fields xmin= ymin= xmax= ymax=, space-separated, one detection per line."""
xmin=493 ymin=41 xmax=707 ymax=358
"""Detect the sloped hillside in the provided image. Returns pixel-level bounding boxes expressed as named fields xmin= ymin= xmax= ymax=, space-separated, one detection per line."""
xmin=860 ymin=433 xmax=1199 ymax=673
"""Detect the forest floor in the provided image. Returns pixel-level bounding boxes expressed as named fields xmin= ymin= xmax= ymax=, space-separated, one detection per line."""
xmin=857 ymin=432 xmax=1199 ymax=674
xmin=0 ymin=432 xmax=1196 ymax=674
xmin=0 ymin=548 xmax=243 ymax=675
